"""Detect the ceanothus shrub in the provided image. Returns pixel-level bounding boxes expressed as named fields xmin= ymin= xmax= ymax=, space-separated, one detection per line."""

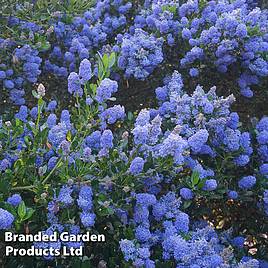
xmin=131 ymin=0 xmax=268 ymax=97
xmin=0 ymin=7 xmax=267 ymax=262
xmin=177 ymin=0 xmax=268 ymax=97
xmin=2 ymin=0 xmax=268 ymax=105
xmin=44 ymin=0 xmax=133 ymax=77
xmin=129 ymin=70 xmax=261 ymax=203
xmin=119 ymin=192 xmax=263 ymax=268
xmin=0 ymin=52 xmax=267 ymax=266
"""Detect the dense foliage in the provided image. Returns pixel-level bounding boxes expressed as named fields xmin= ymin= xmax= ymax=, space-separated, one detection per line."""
xmin=0 ymin=0 xmax=268 ymax=267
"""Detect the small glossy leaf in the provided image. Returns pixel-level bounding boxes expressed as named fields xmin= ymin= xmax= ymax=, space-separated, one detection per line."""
xmin=18 ymin=201 xmax=27 ymax=220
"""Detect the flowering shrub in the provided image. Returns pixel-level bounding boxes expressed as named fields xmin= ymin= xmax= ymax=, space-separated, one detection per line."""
xmin=177 ymin=1 xmax=268 ymax=98
xmin=43 ymin=0 xmax=133 ymax=77
xmin=0 ymin=54 xmax=267 ymax=266
xmin=0 ymin=0 xmax=268 ymax=267
xmin=2 ymin=0 xmax=268 ymax=104
xmin=120 ymin=192 xmax=264 ymax=267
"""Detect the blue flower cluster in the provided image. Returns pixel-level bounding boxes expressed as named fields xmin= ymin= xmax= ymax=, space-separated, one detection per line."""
xmin=44 ymin=0 xmax=132 ymax=77
xmin=7 ymin=194 xmax=22 ymax=206
xmin=1 ymin=62 xmax=268 ymax=266
xmin=2 ymin=0 xmax=268 ymax=104
xmin=130 ymin=70 xmax=260 ymax=199
xmin=1 ymin=1 xmax=268 ymax=265
xmin=177 ymin=0 xmax=268 ymax=97
xmin=256 ymin=117 xmax=268 ymax=162
xmin=32 ymin=184 xmax=95 ymax=259
xmin=134 ymin=0 xmax=180 ymax=45
xmin=47 ymin=184 xmax=95 ymax=228
xmin=113 ymin=0 xmax=268 ymax=96
xmin=116 ymin=28 xmax=164 ymax=80
xmin=0 ymin=41 xmax=41 ymax=105
xmin=120 ymin=192 xmax=265 ymax=267
xmin=78 ymin=186 xmax=95 ymax=227
xmin=68 ymin=59 xmax=92 ymax=96
xmin=0 ymin=208 xmax=14 ymax=230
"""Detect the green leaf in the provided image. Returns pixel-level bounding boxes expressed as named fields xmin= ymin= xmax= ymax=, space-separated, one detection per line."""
xmin=102 ymin=54 xmax=109 ymax=69
xmin=97 ymin=53 xmax=104 ymax=79
xmin=183 ymin=200 xmax=192 ymax=209
xmin=67 ymin=130 xmax=72 ymax=142
xmin=23 ymin=208 xmax=35 ymax=221
xmin=24 ymin=135 xmax=31 ymax=145
xmin=97 ymin=194 xmax=107 ymax=202
xmin=107 ymin=207 xmax=114 ymax=215
xmin=32 ymin=90 xmax=39 ymax=99
xmin=17 ymin=201 xmax=27 ymax=220
xmin=128 ymin=112 xmax=133 ymax=121
xmin=191 ymin=171 xmax=199 ymax=187
xmin=14 ymin=159 xmax=24 ymax=169
xmin=197 ymin=179 xmax=206 ymax=190
xmin=0 ymin=180 xmax=10 ymax=194
xmin=90 ymin=83 xmax=97 ymax=95
xmin=40 ymin=41 xmax=50 ymax=51
xmin=109 ymin=52 xmax=116 ymax=68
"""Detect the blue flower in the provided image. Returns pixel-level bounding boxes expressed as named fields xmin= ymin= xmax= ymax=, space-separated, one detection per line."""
xmin=135 ymin=226 xmax=151 ymax=242
xmin=15 ymin=106 xmax=28 ymax=122
xmin=77 ymin=186 xmax=93 ymax=211
xmin=182 ymin=28 xmax=192 ymax=39
xmin=30 ymin=107 xmax=38 ymax=120
xmin=58 ymin=186 xmax=73 ymax=206
xmin=79 ymin=59 xmax=92 ymax=84
xmin=47 ymin=114 xmax=57 ymax=129
xmin=47 ymin=100 xmax=57 ymax=111
xmin=86 ymin=97 xmax=93 ymax=105
xmin=130 ymin=157 xmax=145 ymax=175
xmin=85 ymin=131 xmax=101 ymax=149
xmin=0 ymin=159 xmax=11 ymax=171
xmin=47 ymin=157 xmax=58 ymax=170
xmin=232 ymin=236 xmax=245 ymax=248
xmin=136 ymin=193 xmax=156 ymax=207
xmin=189 ymin=67 xmax=199 ymax=77
xmin=0 ymin=208 xmax=14 ymax=229
xmin=118 ymin=28 xmax=163 ymax=80
xmin=234 ymin=154 xmax=250 ymax=167
xmin=4 ymin=80 xmax=15 ymax=89
xmin=174 ymin=212 xmax=189 ymax=233
xmin=60 ymin=110 xmax=71 ymax=128
xmin=260 ymin=164 xmax=268 ymax=178
xmin=68 ymin=72 xmax=82 ymax=96
xmin=180 ymin=188 xmax=194 ymax=200
xmin=0 ymin=70 xmax=6 ymax=79
xmin=188 ymin=129 xmax=209 ymax=153
xmin=100 ymin=129 xmax=113 ymax=149
xmin=135 ymin=109 xmax=151 ymax=127
xmin=228 ymin=190 xmax=238 ymax=200
xmin=95 ymin=78 xmax=118 ymax=103
xmin=7 ymin=194 xmax=22 ymax=206
xmin=119 ymin=239 xmax=136 ymax=261
xmin=238 ymin=176 xmax=256 ymax=190
xmin=100 ymin=105 xmax=125 ymax=124
xmin=60 ymin=140 xmax=70 ymax=155
xmin=80 ymin=212 xmax=95 ymax=227
xmin=202 ymin=179 xmax=217 ymax=191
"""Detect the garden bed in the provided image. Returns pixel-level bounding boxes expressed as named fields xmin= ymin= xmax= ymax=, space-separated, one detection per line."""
xmin=0 ymin=0 xmax=268 ymax=267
